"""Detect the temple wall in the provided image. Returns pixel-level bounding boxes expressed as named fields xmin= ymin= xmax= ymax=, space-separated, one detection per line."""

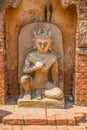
xmin=5 ymin=0 xmax=77 ymax=99
xmin=0 ymin=0 xmax=86 ymax=106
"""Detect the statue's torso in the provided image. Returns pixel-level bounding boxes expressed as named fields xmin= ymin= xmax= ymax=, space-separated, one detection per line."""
xmin=28 ymin=51 xmax=57 ymax=69
xmin=28 ymin=51 xmax=57 ymax=88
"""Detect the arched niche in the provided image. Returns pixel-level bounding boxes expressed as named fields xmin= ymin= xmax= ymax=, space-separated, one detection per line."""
xmin=5 ymin=0 xmax=77 ymax=101
xmin=18 ymin=22 xmax=64 ymax=90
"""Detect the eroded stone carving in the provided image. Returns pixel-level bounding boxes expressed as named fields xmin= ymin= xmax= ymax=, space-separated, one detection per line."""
xmin=18 ymin=23 xmax=64 ymax=108
xmin=76 ymin=47 xmax=87 ymax=55
xmin=79 ymin=21 xmax=87 ymax=47
xmin=21 ymin=26 xmax=63 ymax=100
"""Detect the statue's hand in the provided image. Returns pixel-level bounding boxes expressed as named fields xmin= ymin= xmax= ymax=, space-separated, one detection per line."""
xmin=35 ymin=61 xmax=44 ymax=68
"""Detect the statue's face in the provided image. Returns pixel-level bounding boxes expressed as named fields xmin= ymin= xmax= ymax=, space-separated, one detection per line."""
xmin=35 ymin=38 xmax=52 ymax=53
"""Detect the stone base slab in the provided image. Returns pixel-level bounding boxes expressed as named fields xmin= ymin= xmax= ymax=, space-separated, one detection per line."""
xmin=17 ymin=98 xmax=64 ymax=108
xmin=2 ymin=104 xmax=87 ymax=126
xmin=1 ymin=99 xmax=87 ymax=125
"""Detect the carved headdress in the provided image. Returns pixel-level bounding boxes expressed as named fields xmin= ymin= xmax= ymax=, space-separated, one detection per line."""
xmin=34 ymin=26 xmax=52 ymax=39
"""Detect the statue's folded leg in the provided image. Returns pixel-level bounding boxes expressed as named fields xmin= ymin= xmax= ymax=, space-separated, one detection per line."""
xmin=44 ymin=82 xmax=63 ymax=100
xmin=20 ymin=75 xmax=34 ymax=100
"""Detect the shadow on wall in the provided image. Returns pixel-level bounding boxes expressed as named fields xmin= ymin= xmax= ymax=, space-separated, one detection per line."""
xmin=0 ymin=110 xmax=12 ymax=121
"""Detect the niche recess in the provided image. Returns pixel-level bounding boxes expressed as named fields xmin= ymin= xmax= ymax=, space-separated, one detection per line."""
xmin=5 ymin=0 xmax=77 ymax=101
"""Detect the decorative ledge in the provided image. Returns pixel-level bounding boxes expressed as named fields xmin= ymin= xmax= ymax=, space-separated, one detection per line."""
xmin=78 ymin=20 xmax=87 ymax=48
xmin=76 ymin=47 xmax=87 ymax=55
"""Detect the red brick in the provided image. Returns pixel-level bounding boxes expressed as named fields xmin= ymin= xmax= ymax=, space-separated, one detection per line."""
xmin=0 ymin=55 xmax=4 ymax=61
xmin=75 ymin=100 xmax=87 ymax=106
xmin=8 ymin=88 xmax=20 ymax=95
xmin=47 ymin=115 xmax=56 ymax=125
xmin=74 ymin=113 xmax=85 ymax=123
xmin=23 ymin=109 xmax=46 ymax=125
xmin=78 ymin=68 xmax=87 ymax=73
xmin=56 ymin=114 xmax=68 ymax=125
xmin=76 ymin=78 xmax=87 ymax=83
xmin=76 ymin=56 xmax=87 ymax=61
xmin=75 ymin=90 xmax=87 ymax=95
xmin=24 ymin=115 xmax=46 ymax=125
xmin=76 ymin=84 xmax=87 ymax=89
xmin=0 ymin=73 xmax=5 ymax=79
xmin=76 ymin=74 xmax=87 ymax=79
xmin=0 ymin=63 xmax=5 ymax=68
xmin=0 ymin=69 xmax=5 ymax=73
xmin=0 ymin=91 xmax=5 ymax=95
xmin=67 ymin=118 xmax=76 ymax=126
xmin=3 ymin=114 xmax=24 ymax=125
xmin=56 ymin=114 xmax=76 ymax=126
xmin=0 ymin=79 xmax=5 ymax=84
xmin=75 ymin=95 xmax=87 ymax=100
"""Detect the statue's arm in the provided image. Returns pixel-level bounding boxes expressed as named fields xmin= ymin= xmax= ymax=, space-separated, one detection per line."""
xmin=51 ymin=60 xmax=59 ymax=86
xmin=23 ymin=56 xmax=44 ymax=74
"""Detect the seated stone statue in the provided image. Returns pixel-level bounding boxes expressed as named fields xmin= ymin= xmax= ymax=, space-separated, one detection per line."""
xmin=20 ymin=26 xmax=63 ymax=100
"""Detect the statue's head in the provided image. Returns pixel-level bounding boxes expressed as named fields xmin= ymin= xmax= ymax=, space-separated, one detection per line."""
xmin=34 ymin=26 xmax=53 ymax=53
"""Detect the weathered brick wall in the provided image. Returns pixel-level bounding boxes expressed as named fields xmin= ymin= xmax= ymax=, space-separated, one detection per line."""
xmin=75 ymin=55 xmax=87 ymax=105
xmin=61 ymin=0 xmax=87 ymax=106
xmin=6 ymin=69 xmax=19 ymax=96
xmin=75 ymin=0 xmax=87 ymax=105
xmin=0 ymin=12 xmax=6 ymax=104
xmin=0 ymin=0 xmax=87 ymax=106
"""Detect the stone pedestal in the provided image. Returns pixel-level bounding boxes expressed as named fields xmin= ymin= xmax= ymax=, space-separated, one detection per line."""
xmin=18 ymin=98 xmax=64 ymax=108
